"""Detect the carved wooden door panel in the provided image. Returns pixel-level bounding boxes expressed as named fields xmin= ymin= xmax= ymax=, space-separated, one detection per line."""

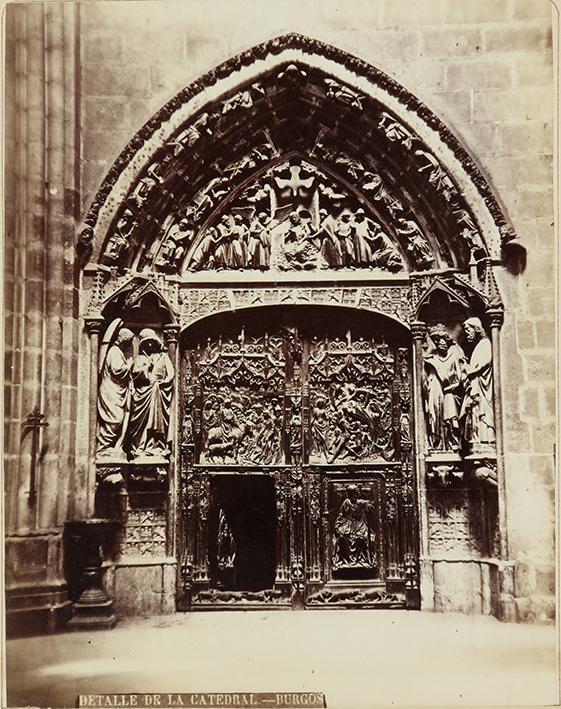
xmin=178 ymin=310 xmax=419 ymax=609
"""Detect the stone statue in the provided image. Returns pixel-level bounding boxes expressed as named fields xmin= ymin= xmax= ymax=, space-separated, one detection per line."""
xmin=423 ymin=324 xmax=466 ymax=452
xmin=104 ymin=208 xmax=135 ymax=264
xmin=332 ymin=485 xmax=376 ymax=570
xmin=97 ymin=324 xmax=134 ymax=458
xmin=129 ymin=328 xmax=175 ymax=458
xmin=460 ymin=317 xmax=495 ymax=449
xmin=352 ymin=210 xmax=402 ymax=271
xmin=278 ymin=211 xmax=318 ymax=270
xmin=157 ymin=218 xmax=193 ymax=269
xmin=396 ymin=218 xmax=434 ymax=268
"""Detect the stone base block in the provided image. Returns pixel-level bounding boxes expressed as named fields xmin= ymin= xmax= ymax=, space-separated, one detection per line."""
xmin=515 ymin=595 xmax=556 ymax=623
xmin=110 ymin=558 xmax=177 ymax=616
xmin=6 ymin=583 xmax=72 ymax=637
xmin=68 ymin=599 xmax=117 ymax=631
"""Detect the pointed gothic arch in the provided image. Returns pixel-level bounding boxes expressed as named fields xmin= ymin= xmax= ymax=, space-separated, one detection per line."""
xmin=78 ymin=33 xmax=521 ymax=280
xmin=81 ymin=34 xmax=516 ymax=617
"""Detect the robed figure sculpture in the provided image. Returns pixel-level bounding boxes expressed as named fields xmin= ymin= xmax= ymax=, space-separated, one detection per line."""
xmin=129 ymin=328 xmax=175 ymax=458
xmin=97 ymin=323 xmax=134 ymax=458
xmin=332 ymin=485 xmax=376 ymax=571
xmin=460 ymin=317 xmax=495 ymax=450
xmin=423 ymin=324 xmax=466 ymax=452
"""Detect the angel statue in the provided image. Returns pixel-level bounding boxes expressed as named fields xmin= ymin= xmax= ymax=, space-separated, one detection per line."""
xmin=96 ymin=320 xmax=134 ymax=459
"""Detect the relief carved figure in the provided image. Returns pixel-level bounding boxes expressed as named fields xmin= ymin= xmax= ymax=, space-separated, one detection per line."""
xmin=378 ymin=112 xmax=416 ymax=149
xmin=103 ymin=208 xmax=135 ymax=265
xmin=157 ymin=218 xmax=194 ymax=269
xmin=460 ymin=317 xmax=495 ymax=449
xmin=396 ymin=218 xmax=434 ymax=269
xmin=324 ymin=78 xmax=364 ymax=109
xmin=333 ymin=485 xmax=376 ymax=570
xmin=129 ymin=328 xmax=175 ymax=458
xmin=202 ymin=391 xmax=283 ymax=465
xmin=97 ymin=324 xmax=134 ymax=458
xmin=423 ymin=325 xmax=466 ymax=452
xmin=352 ymin=209 xmax=402 ymax=271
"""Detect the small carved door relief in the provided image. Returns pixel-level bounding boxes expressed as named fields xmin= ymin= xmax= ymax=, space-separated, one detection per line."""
xmin=179 ymin=310 xmax=418 ymax=609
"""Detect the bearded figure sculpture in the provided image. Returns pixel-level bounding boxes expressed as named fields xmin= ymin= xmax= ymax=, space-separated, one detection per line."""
xmin=129 ymin=328 xmax=175 ymax=458
xmin=422 ymin=324 xmax=466 ymax=452
xmin=460 ymin=317 xmax=496 ymax=450
xmin=97 ymin=323 xmax=134 ymax=459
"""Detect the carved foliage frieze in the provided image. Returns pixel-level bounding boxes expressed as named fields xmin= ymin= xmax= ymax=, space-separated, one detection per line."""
xmin=178 ymin=285 xmax=412 ymax=329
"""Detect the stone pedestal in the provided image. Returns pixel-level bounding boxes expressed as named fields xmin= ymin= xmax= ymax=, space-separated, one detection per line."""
xmin=66 ymin=519 xmax=117 ymax=631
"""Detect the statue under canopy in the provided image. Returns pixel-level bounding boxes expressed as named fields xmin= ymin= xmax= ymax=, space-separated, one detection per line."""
xmin=460 ymin=317 xmax=495 ymax=450
xmin=423 ymin=324 xmax=466 ymax=452
xmin=129 ymin=328 xmax=175 ymax=458
xmin=97 ymin=322 xmax=134 ymax=458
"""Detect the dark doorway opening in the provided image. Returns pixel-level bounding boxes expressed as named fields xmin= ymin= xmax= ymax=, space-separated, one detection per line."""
xmin=209 ymin=475 xmax=276 ymax=592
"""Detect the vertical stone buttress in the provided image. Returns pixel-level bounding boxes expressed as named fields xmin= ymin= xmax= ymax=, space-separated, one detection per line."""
xmin=5 ymin=2 xmax=80 ymax=635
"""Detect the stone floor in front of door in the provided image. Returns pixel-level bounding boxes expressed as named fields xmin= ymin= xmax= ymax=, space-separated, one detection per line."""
xmin=6 ymin=610 xmax=559 ymax=709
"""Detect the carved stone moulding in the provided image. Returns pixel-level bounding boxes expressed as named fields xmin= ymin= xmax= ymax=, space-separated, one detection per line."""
xmin=79 ymin=35 xmax=517 ymax=277
xmin=191 ymin=588 xmax=290 ymax=606
xmin=425 ymin=455 xmax=497 ymax=488
xmin=96 ymin=462 xmax=169 ymax=487
xmin=306 ymin=587 xmax=404 ymax=607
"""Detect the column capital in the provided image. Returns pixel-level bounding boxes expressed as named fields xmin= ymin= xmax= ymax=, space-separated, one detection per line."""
xmin=410 ymin=321 xmax=427 ymax=340
xmin=486 ymin=308 xmax=504 ymax=329
xmin=85 ymin=317 xmax=105 ymax=335
xmin=163 ymin=323 xmax=180 ymax=346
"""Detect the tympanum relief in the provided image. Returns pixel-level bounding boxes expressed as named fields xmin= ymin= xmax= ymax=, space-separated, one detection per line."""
xmin=158 ymin=159 xmax=408 ymax=274
xmin=97 ymin=321 xmax=175 ymax=462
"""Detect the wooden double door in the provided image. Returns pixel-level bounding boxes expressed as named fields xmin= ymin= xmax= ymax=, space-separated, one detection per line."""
xmin=177 ymin=307 xmax=420 ymax=609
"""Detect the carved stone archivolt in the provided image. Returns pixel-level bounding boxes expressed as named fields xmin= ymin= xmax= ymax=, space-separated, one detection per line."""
xmin=79 ymin=35 xmax=515 ymax=613
xmin=80 ymin=34 xmax=516 ymax=271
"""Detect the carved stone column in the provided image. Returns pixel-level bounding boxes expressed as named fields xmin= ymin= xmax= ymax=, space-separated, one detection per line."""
xmin=86 ymin=317 xmax=105 ymax=513
xmin=410 ymin=321 xmax=433 ymax=608
xmin=5 ymin=2 xmax=79 ymax=635
xmin=487 ymin=308 xmax=507 ymax=557
xmin=487 ymin=307 xmax=515 ymax=620
xmin=163 ymin=324 xmax=180 ymax=559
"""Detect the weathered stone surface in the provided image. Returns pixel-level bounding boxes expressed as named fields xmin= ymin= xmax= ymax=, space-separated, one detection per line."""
xmin=113 ymin=563 xmax=164 ymax=616
xmin=433 ymin=561 xmax=486 ymax=615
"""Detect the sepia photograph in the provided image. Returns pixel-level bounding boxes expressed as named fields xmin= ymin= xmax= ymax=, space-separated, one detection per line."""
xmin=2 ymin=0 xmax=559 ymax=707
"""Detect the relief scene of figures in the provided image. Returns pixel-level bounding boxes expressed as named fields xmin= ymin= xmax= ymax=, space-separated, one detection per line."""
xmin=182 ymin=309 xmax=411 ymax=467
